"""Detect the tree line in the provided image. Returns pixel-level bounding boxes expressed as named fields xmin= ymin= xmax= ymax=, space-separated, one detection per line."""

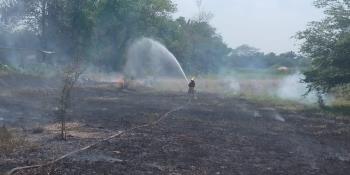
xmin=1 ymin=0 xmax=349 ymax=104
xmin=226 ymin=45 xmax=309 ymax=70
xmin=296 ymin=0 xmax=350 ymax=106
xmin=0 ymin=0 xmax=303 ymax=75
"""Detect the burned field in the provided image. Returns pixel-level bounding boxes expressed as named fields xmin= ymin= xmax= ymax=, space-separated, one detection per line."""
xmin=1 ymin=75 xmax=350 ymax=175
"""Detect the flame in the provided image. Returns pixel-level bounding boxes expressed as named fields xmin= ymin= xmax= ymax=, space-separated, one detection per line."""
xmin=115 ymin=78 xmax=125 ymax=88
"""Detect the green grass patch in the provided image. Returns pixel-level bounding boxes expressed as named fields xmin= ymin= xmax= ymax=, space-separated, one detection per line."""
xmin=325 ymin=98 xmax=350 ymax=116
xmin=238 ymin=93 xmax=317 ymax=110
xmin=323 ymin=106 xmax=350 ymax=116
xmin=238 ymin=93 xmax=350 ymax=117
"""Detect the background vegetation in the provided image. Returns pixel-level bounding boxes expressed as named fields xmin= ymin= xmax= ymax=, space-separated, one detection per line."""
xmin=0 ymin=0 xmax=349 ymax=106
xmin=0 ymin=0 xmax=304 ymax=74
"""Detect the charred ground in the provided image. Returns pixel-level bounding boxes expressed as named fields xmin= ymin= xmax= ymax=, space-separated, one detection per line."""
xmin=0 ymin=74 xmax=350 ymax=175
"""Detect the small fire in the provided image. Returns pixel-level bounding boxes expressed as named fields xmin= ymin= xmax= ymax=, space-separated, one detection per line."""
xmin=115 ymin=77 xmax=125 ymax=89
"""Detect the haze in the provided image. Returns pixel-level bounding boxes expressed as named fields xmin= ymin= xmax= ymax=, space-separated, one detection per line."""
xmin=173 ymin=0 xmax=324 ymax=53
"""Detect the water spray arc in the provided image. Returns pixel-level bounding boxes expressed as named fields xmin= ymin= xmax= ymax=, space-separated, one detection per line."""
xmin=124 ymin=37 xmax=188 ymax=83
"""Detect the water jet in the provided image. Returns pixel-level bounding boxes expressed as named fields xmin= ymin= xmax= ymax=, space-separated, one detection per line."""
xmin=124 ymin=38 xmax=188 ymax=90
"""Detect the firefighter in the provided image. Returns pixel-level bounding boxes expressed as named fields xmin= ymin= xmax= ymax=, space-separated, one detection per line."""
xmin=188 ymin=77 xmax=196 ymax=95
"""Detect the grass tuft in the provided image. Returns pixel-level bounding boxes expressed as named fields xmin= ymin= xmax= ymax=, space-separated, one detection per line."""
xmin=0 ymin=126 xmax=26 ymax=154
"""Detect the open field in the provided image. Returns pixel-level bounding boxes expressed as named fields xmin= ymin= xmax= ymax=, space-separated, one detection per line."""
xmin=1 ymin=74 xmax=350 ymax=175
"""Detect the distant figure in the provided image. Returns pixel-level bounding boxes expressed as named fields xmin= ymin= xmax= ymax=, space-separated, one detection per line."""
xmin=188 ymin=78 xmax=196 ymax=95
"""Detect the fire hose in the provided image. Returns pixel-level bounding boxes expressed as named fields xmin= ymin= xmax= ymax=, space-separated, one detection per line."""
xmin=6 ymin=97 xmax=192 ymax=175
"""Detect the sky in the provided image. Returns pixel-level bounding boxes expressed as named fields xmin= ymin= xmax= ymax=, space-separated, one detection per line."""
xmin=172 ymin=0 xmax=324 ymax=54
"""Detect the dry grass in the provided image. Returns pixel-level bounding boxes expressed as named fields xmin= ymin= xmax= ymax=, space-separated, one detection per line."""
xmin=0 ymin=126 xmax=26 ymax=154
xmin=44 ymin=122 xmax=110 ymax=139
xmin=146 ymin=112 xmax=160 ymax=123
xmin=326 ymin=86 xmax=350 ymax=115
xmin=119 ymin=76 xmax=350 ymax=115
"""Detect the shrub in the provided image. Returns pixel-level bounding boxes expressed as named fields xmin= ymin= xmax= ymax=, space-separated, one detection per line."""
xmin=32 ymin=127 xmax=44 ymax=134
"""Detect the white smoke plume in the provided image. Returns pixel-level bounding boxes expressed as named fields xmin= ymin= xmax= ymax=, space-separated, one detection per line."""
xmin=276 ymin=73 xmax=315 ymax=102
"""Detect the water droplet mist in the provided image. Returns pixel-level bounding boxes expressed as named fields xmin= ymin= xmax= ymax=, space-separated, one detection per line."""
xmin=124 ymin=37 xmax=188 ymax=90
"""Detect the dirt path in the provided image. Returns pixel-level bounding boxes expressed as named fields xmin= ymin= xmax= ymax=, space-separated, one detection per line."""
xmin=1 ymin=82 xmax=350 ymax=175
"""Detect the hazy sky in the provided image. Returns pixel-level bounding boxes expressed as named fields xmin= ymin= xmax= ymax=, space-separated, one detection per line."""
xmin=173 ymin=0 xmax=324 ymax=53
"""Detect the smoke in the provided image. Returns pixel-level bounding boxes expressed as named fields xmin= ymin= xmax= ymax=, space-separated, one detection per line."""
xmin=277 ymin=73 xmax=335 ymax=105
xmin=213 ymin=70 xmax=332 ymax=105
xmin=276 ymin=73 xmax=326 ymax=104
xmin=79 ymin=65 xmax=124 ymax=83
xmin=222 ymin=77 xmax=240 ymax=94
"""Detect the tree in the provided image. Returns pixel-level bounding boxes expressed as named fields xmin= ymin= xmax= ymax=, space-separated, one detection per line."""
xmin=0 ymin=0 xmax=231 ymax=75
xmin=194 ymin=0 xmax=213 ymax=23
xmin=233 ymin=45 xmax=261 ymax=57
xmin=92 ymin=0 xmax=176 ymax=71
xmin=296 ymin=0 xmax=350 ymax=106
xmin=57 ymin=61 xmax=82 ymax=140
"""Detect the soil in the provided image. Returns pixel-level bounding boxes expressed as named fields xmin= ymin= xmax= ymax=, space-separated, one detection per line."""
xmin=0 ymin=74 xmax=350 ymax=175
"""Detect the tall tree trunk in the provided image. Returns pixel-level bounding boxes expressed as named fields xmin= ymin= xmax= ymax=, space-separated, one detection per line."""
xmin=39 ymin=0 xmax=48 ymax=62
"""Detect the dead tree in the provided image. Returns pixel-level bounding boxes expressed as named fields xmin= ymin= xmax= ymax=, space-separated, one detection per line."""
xmin=57 ymin=59 xmax=82 ymax=140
